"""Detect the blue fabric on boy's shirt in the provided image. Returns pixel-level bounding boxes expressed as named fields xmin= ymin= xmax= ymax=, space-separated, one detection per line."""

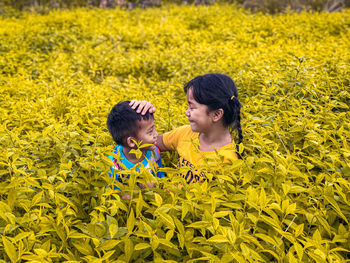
xmin=108 ymin=145 xmax=164 ymax=182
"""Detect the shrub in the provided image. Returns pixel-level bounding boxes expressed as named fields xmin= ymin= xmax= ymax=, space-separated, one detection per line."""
xmin=0 ymin=5 xmax=349 ymax=262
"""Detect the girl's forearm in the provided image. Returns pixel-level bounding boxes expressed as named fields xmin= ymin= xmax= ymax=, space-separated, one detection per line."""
xmin=156 ymin=134 xmax=169 ymax=152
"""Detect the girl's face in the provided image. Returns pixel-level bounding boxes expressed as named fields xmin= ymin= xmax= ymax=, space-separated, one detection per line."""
xmin=185 ymin=88 xmax=212 ymax=133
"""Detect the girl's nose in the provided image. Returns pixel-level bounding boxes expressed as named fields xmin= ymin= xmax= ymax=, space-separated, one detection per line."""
xmin=185 ymin=108 xmax=190 ymax=117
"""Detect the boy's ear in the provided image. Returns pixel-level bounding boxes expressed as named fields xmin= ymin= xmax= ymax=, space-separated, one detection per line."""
xmin=126 ymin=137 xmax=136 ymax=148
xmin=211 ymin=108 xmax=224 ymax=122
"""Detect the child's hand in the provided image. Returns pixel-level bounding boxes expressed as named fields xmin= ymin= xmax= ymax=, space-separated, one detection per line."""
xmin=147 ymin=182 xmax=156 ymax=188
xmin=121 ymin=194 xmax=131 ymax=199
xmin=137 ymin=182 xmax=157 ymax=189
xmin=129 ymin=100 xmax=156 ymax=115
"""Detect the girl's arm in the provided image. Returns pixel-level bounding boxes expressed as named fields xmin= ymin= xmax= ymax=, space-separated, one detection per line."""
xmin=156 ymin=134 xmax=169 ymax=152
xmin=129 ymin=100 xmax=170 ymax=152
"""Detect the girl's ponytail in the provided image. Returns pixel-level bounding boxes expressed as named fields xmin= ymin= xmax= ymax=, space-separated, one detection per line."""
xmin=228 ymin=95 xmax=244 ymax=157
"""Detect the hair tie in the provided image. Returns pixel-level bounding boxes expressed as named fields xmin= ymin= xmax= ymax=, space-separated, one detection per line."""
xmin=230 ymin=95 xmax=235 ymax=100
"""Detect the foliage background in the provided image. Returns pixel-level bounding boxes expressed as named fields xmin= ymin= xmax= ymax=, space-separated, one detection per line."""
xmin=1 ymin=0 xmax=350 ymax=13
xmin=0 ymin=4 xmax=350 ymax=262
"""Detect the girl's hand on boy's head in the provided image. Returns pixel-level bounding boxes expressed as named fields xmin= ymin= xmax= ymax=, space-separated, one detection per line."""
xmin=129 ymin=100 xmax=156 ymax=115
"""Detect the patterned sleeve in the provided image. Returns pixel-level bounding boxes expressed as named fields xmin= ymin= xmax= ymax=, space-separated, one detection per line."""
xmin=108 ymin=150 xmax=122 ymax=182
xmin=154 ymin=146 xmax=165 ymax=178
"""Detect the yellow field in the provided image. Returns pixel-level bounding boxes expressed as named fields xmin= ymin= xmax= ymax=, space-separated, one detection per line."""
xmin=0 ymin=5 xmax=349 ymax=262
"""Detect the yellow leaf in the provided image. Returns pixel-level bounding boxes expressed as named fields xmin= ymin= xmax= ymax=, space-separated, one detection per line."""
xmin=154 ymin=193 xmax=162 ymax=207
xmin=186 ymin=221 xmax=210 ymax=229
xmin=294 ymin=242 xmax=303 ymax=261
xmin=109 ymin=223 xmax=119 ymax=239
xmin=127 ymin=208 xmax=135 ymax=233
xmin=213 ymin=211 xmax=231 ymax=218
xmin=34 ymin=248 xmax=48 ymax=257
xmin=68 ymin=232 xmax=91 ymax=239
xmin=207 ymin=235 xmax=229 ymax=243
xmin=124 ymin=238 xmax=133 ymax=262
xmin=286 ymin=202 xmax=296 ymax=215
xmin=174 ymin=218 xmax=185 ymax=235
xmin=158 ymin=211 xmax=175 ymax=229
xmin=259 ymin=187 xmax=266 ymax=209
xmin=158 ymin=238 xmax=177 ymax=249
xmin=134 ymin=243 xmax=151 ymax=250
xmin=294 ymin=224 xmax=304 ymax=237
xmin=98 ymin=240 xmax=122 ymax=251
xmin=2 ymin=236 xmax=17 ymax=263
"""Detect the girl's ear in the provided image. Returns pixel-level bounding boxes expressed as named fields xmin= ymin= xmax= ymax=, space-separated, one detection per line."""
xmin=126 ymin=137 xmax=136 ymax=148
xmin=211 ymin=108 xmax=224 ymax=122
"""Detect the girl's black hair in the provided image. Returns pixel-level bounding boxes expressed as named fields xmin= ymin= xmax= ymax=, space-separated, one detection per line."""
xmin=184 ymin=73 xmax=243 ymax=154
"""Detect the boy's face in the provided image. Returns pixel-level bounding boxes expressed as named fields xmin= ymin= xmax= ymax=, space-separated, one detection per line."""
xmin=135 ymin=118 xmax=157 ymax=151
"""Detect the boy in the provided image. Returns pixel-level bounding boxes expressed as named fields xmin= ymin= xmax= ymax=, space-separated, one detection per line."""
xmin=107 ymin=101 xmax=164 ymax=185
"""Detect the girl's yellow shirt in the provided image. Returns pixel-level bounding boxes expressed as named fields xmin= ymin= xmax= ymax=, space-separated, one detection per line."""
xmin=163 ymin=125 xmax=238 ymax=183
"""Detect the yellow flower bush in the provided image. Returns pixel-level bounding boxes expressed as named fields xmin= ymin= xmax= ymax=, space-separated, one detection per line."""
xmin=0 ymin=4 xmax=349 ymax=262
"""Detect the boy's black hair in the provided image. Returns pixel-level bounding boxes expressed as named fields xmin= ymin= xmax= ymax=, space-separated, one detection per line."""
xmin=184 ymin=73 xmax=243 ymax=153
xmin=107 ymin=101 xmax=153 ymax=146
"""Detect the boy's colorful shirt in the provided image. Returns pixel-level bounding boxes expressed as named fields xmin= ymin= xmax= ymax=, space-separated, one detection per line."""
xmin=108 ymin=145 xmax=164 ymax=182
xmin=162 ymin=125 xmax=238 ymax=184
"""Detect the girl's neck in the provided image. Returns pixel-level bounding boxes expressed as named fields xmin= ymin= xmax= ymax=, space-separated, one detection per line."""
xmin=122 ymin=146 xmax=146 ymax=164
xmin=198 ymin=124 xmax=232 ymax=152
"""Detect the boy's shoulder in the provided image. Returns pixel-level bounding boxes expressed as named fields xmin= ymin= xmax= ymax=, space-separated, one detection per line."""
xmin=149 ymin=145 xmax=161 ymax=162
xmin=108 ymin=144 xmax=161 ymax=166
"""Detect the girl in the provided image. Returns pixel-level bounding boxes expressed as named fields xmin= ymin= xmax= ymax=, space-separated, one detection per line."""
xmin=130 ymin=73 xmax=243 ymax=183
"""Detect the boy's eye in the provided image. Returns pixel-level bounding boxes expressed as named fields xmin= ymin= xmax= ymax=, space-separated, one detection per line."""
xmin=148 ymin=127 xmax=154 ymax=134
